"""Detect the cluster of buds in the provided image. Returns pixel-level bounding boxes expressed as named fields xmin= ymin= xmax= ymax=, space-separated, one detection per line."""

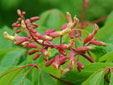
xmin=3 ymin=9 xmax=106 ymax=75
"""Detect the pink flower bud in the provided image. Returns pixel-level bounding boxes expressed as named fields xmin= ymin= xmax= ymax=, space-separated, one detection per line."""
xmin=93 ymin=24 xmax=98 ymax=35
xmin=16 ymin=29 xmax=21 ymax=33
xmin=58 ymin=49 xmax=67 ymax=56
xmin=30 ymin=29 xmax=37 ymax=33
xmin=84 ymin=33 xmax=94 ymax=44
xmin=15 ymin=37 xmax=28 ymax=45
xmin=77 ymin=62 xmax=84 ymax=72
xmin=89 ymin=41 xmax=106 ymax=46
xmin=45 ymin=29 xmax=56 ymax=35
xmin=43 ymin=55 xmax=48 ymax=61
xmin=41 ymin=48 xmax=48 ymax=56
xmin=17 ymin=9 xmax=22 ymax=16
xmin=24 ymin=43 xmax=38 ymax=48
xmin=57 ymin=44 xmax=68 ymax=49
xmin=69 ymin=29 xmax=74 ymax=39
xmin=22 ymin=11 xmax=26 ymax=15
xmin=52 ymin=55 xmax=60 ymax=69
xmin=49 ymin=32 xmax=61 ymax=38
xmin=30 ymin=16 xmax=40 ymax=21
xmin=26 ymin=19 xmax=31 ymax=24
xmin=69 ymin=52 xmax=75 ymax=66
xmin=61 ymin=24 xmax=67 ymax=30
xmin=59 ymin=56 xmax=67 ymax=65
xmin=18 ymin=17 xmax=22 ymax=22
xmin=33 ymin=54 xmax=40 ymax=60
xmin=76 ymin=46 xmax=93 ymax=52
xmin=45 ymin=58 xmax=55 ymax=66
xmin=32 ymin=23 xmax=38 ymax=29
xmin=28 ymin=49 xmax=40 ymax=55
xmin=66 ymin=12 xmax=72 ymax=23
xmin=12 ymin=23 xmax=21 ymax=27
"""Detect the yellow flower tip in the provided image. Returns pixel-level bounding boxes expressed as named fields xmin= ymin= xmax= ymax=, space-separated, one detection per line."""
xmin=70 ymin=39 xmax=75 ymax=47
xmin=3 ymin=32 xmax=14 ymax=41
xmin=21 ymin=20 xmax=26 ymax=28
xmin=47 ymin=47 xmax=51 ymax=57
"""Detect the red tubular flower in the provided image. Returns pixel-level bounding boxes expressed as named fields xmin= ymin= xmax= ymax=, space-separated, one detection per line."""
xmin=12 ymin=23 xmax=21 ymax=27
xmin=28 ymin=49 xmax=40 ymax=55
xmin=45 ymin=58 xmax=55 ymax=66
xmin=61 ymin=24 xmax=67 ymax=30
xmin=76 ymin=46 xmax=93 ymax=52
xmin=17 ymin=9 xmax=22 ymax=16
xmin=30 ymin=16 xmax=40 ymax=21
xmin=69 ymin=52 xmax=75 ymax=66
xmin=15 ymin=29 xmax=22 ymax=33
xmin=84 ymin=33 xmax=94 ymax=44
xmin=52 ymin=55 xmax=60 ymax=69
xmin=77 ymin=62 xmax=84 ymax=72
xmin=49 ymin=31 xmax=61 ymax=38
xmin=24 ymin=42 xmax=38 ymax=48
xmin=59 ymin=55 xmax=67 ymax=65
xmin=45 ymin=29 xmax=56 ymax=35
xmin=69 ymin=29 xmax=74 ymax=39
xmin=33 ymin=54 xmax=41 ymax=60
xmin=89 ymin=41 xmax=106 ymax=46
xmin=58 ymin=49 xmax=67 ymax=56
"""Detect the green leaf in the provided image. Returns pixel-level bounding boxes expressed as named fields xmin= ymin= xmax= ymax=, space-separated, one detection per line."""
xmin=99 ymin=51 xmax=113 ymax=62
xmin=109 ymin=73 xmax=113 ymax=85
xmin=36 ymin=9 xmax=66 ymax=30
xmin=57 ymin=62 xmax=113 ymax=85
xmin=0 ymin=49 xmax=25 ymax=73
xmin=0 ymin=66 xmax=23 ymax=85
xmin=12 ymin=74 xmax=32 ymax=85
xmin=91 ymin=44 xmax=113 ymax=61
xmin=0 ymin=26 xmax=14 ymax=50
xmin=38 ymin=69 xmax=56 ymax=85
xmin=82 ymin=70 xmax=104 ymax=85
xmin=95 ymin=12 xmax=113 ymax=44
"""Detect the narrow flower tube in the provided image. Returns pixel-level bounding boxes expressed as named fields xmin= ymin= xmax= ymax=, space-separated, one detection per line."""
xmin=77 ymin=62 xmax=84 ymax=72
xmin=45 ymin=58 xmax=55 ymax=66
xmin=15 ymin=38 xmax=28 ymax=45
xmin=28 ymin=49 xmax=40 ymax=55
xmin=84 ymin=33 xmax=94 ymax=44
xmin=33 ymin=54 xmax=41 ymax=60
xmin=52 ymin=55 xmax=60 ymax=69
xmin=69 ymin=52 xmax=75 ymax=66
xmin=24 ymin=42 xmax=38 ymax=48
xmin=61 ymin=24 xmax=67 ymax=30
xmin=49 ymin=31 xmax=61 ymax=38
xmin=89 ymin=41 xmax=106 ymax=46
xmin=45 ymin=29 xmax=56 ymax=35
xmin=58 ymin=49 xmax=67 ymax=55
xmin=17 ymin=9 xmax=22 ymax=16
xmin=93 ymin=24 xmax=98 ymax=35
xmin=69 ymin=29 xmax=74 ymax=39
xmin=76 ymin=46 xmax=93 ymax=52
xmin=30 ymin=16 xmax=40 ymax=21
xmin=66 ymin=12 xmax=72 ymax=23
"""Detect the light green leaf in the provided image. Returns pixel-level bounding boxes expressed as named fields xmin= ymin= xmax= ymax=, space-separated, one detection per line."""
xmin=0 ymin=49 xmax=25 ymax=73
xmin=82 ymin=70 xmax=104 ymax=85
xmin=99 ymin=51 xmax=113 ymax=62
xmin=109 ymin=73 xmax=113 ymax=85
xmin=38 ymin=69 xmax=56 ymax=85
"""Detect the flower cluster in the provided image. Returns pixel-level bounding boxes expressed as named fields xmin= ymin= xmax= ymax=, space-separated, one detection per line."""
xmin=3 ymin=9 xmax=106 ymax=75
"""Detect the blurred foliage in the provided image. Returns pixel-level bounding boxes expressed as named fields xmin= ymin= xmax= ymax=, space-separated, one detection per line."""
xmin=0 ymin=0 xmax=113 ymax=27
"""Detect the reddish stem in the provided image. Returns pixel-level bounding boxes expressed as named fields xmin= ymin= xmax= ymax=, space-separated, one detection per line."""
xmin=91 ymin=16 xmax=108 ymax=24
xmin=49 ymin=73 xmax=73 ymax=85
